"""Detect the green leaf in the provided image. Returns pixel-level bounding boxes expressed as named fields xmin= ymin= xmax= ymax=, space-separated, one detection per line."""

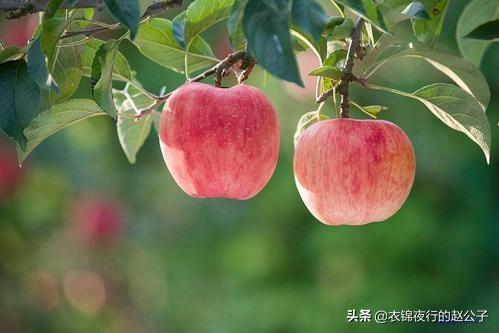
xmin=227 ymin=0 xmax=248 ymax=49
xmin=334 ymin=0 xmax=389 ymax=33
xmin=326 ymin=16 xmax=345 ymax=29
xmin=0 ymin=47 xmax=25 ymax=64
xmin=401 ymin=1 xmax=430 ymax=20
xmin=113 ymin=83 xmax=156 ymax=113
xmin=363 ymin=105 xmax=388 ymax=114
xmin=309 ymin=66 xmax=343 ymax=80
xmin=411 ymin=0 xmax=448 ymax=46
xmin=184 ymin=0 xmax=235 ymax=45
xmin=16 ymin=99 xmax=107 ymax=163
xmin=44 ymin=0 xmax=64 ymax=21
xmin=364 ymin=22 xmax=375 ymax=46
xmin=371 ymin=83 xmax=491 ymax=163
xmin=317 ymin=36 xmax=328 ymax=60
xmin=81 ymin=38 xmax=132 ymax=82
xmin=378 ymin=0 xmax=418 ymax=27
xmin=291 ymin=29 xmax=322 ymax=60
xmin=323 ymin=49 xmax=347 ymax=66
xmin=133 ymin=18 xmax=218 ymax=74
xmin=464 ymin=20 xmax=499 ymax=41
xmin=46 ymin=40 xmax=83 ymax=105
xmin=291 ymin=0 xmax=328 ymax=42
xmin=320 ymin=79 xmax=333 ymax=94
xmin=456 ymin=0 xmax=499 ymax=66
xmin=91 ymin=39 xmax=121 ymax=118
xmin=381 ymin=0 xmax=415 ymax=7
xmin=351 ymin=103 xmax=388 ymax=118
xmin=0 ymin=60 xmax=41 ymax=148
xmin=138 ymin=0 xmax=154 ymax=16
xmin=414 ymin=84 xmax=491 ymax=163
xmin=73 ymin=8 xmax=95 ymax=28
xmin=294 ymin=111 xmax=329 ymax=146
xmin=172 ymin=12 xmax=186 ymax=48
xmin=243 ymin=0 xmax=302 ymax=86
xmin=114 ymin=82 xmax=155 ymax=163
xmin=39 ymin=15 xmax=84 ymax=104
xmin=104 ymin=0 xmax=141 ymax=39
xmin=329 ymin=18 xmax=354 ymax=40
xmin=365 ymin=48 xmax=490 ymax=110
xmin=82 ymin=8 xmax=94 ymax=19
xmin=27 ymin=38 xmax=59 ymax=92
xmin=41 ymin=17 xmax=71 ymax=70
xmin=375 ymin=43 xmax=407 ymax=61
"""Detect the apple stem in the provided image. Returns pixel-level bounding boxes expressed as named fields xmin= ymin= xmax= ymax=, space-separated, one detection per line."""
xmin=315 ymin=17 xmax=365 ymax=116
xmin=338 ymin=17 xmax=365 ymax=118
xmin=134 ymin=50 xmax=255 ymax=119
xmin=213 ymin=50 xmax=256 ymax=87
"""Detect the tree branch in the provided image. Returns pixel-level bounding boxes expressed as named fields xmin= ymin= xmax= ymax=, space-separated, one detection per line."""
xmin=136 ymin=50 xmax=255 ymax=119
xmin=316 ymin=75 xmax=367 ymax=103
xmin=61 ymin=23 xmax=120 ymax=39
xmin=143 ymin=0 xmax=183 ymax=16
xmin=337 ymin=17 xmax=364 ymax=118
xmin=1 ymin=0 xmax=183 ymax=19
xmin=58 ymin=0 xmax=182 ymax=39
xmin=0 ymin=0 xmax=102 ymax=10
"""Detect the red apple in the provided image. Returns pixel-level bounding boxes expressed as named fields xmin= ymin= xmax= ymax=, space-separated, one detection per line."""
xmin=70 ymin=195 xmax=125 ymax=245
xmin=0 ymin=142 xmax=23 ymax=199
xmin=0 ymin=15 xmax=38 ymax=47
xmin=159 ymin=82 xmax=280 ymax=199
xmin=294 ymin=119 xmax=416 ymax=226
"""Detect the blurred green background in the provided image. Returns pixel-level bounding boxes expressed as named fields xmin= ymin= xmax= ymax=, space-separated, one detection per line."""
xmin=0 ymin=1 xmax=497 ymax=332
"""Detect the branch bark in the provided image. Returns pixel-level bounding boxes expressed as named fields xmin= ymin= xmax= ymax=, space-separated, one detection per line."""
xmin=337 ymin=17 xmax=364 ymax=118
xmin=135 ymin=50 xmax=255 ymax=119
xmin=0 ymin=0 xmax=102 ymax=10
xmin=58 ymin=0 xmax=182 ymax=39
xmin=1 ymin=0 xmax=183 ymax=19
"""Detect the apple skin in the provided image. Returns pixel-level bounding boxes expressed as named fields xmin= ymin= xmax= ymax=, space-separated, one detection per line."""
xmin=71 ymin=195 xmax=125 ymax=245
xmin=0 ymin=15 xmax=38 ymax=47
xmin=159 ymin=82 xmax=280 ymax=199
xmin=294 ymin=119 xmax=416 ymax=226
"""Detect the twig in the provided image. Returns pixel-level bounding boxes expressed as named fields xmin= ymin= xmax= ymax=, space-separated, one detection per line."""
xmin=4 ymin=0 xmax=104 ymax=18
xmin=337 ymin=17 xmax=364 ymax=118
xmin=143 ymin=0 xmax=183 ymax=16
xmin=316 ymin=75 xmax=367 ymax=103
xmin=61 ymin=23 xmax=121 ymax=39
xmin=1 ymin=0 xmax=101 ymax=10
xmin=135 ymin=50 xmax=255 ymax=119
xmin=316 ymin=88 xmax=335 ymax=103
xmin=60 ymin=0 xmax=182 ymax=39
xmin=213 ymin=50 xmax=255 ymax=87
xmin=2 ymin=0 xmax=182 ymax=19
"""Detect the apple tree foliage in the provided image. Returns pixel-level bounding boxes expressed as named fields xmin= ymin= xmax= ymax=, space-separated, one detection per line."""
xmin=0 ymin=0 xmax=494 ymax=164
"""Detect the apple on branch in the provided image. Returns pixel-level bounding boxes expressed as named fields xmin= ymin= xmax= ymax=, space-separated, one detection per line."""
xmin=159 ymin=82 xmax=280 ymax=200
xmin=294 ymin=119 xmax=416 ymax=226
